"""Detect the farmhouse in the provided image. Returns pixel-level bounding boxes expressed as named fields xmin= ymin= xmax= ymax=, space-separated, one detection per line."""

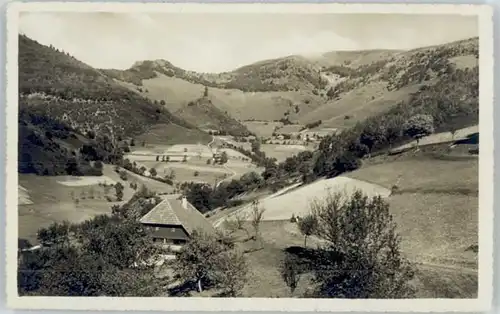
xmin=212 ymin=151 xmax=223 ymax=163
xmin=139 ymin=194 xmax=216 ymax=245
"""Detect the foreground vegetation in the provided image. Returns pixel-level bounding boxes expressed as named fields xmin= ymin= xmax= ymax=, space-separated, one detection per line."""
xmin=19 ymin=189 xmax=416 ymax=298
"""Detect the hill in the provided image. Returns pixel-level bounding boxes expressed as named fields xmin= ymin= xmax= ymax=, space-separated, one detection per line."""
xmin=18 ymin=35 xmax=208 ymax=175
xmin=173 ymin=96 xmax=252 ymax=136
xmin=104 ymin=55 xmax=325 ymax=93
xmin=104 ymin=37 xmax=479 ymax=131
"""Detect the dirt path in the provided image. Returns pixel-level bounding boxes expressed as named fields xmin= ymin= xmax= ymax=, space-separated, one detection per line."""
xmin=415 ymin=261 xmax=477 ymax=275
xmin=215 ymin=165 xmax=237 ymax=188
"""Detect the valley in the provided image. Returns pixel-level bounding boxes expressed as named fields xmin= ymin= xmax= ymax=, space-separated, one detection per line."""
xmin=17 ymin=31 xmax=481 ymax=300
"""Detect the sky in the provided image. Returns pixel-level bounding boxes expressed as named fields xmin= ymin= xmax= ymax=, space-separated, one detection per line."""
xmin=19 ymin=12 xmax=478 ymax=73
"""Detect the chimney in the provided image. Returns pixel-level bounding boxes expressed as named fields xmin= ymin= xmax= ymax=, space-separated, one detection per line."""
xmin=181 ymin=196 xmax=188 ymax=209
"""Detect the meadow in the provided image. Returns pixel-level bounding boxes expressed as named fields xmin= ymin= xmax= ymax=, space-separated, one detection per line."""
xmin=18 ymin=164 xmax=174 ymax=245
xmin=260 ymin=144 xmax=314 ymax=162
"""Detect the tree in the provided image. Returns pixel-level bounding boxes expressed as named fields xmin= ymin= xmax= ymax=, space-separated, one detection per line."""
xmin=309 ymin=190 xmax=415 ymax=298
xmin=88 ymin=187 xmax=95 ymax=199
xmin=220 ymin=152 xmax=228 ymax=164
xmin=37 ymin=221 xmax=71 ymax=247
xmin=194 ymin=171 xmax=200 ymax=177
xmin=360 ymin=122 xmax=386 ymax=156
xmin=119 ymin=170 xmax=128 ymax=181
xmin=212 ymin=249 xmax=249 ymax=296
xmin=168 ymin=170 xmax=176 ymax=180
xmin=114 ymin=182 xmax=124 ymax=201
xmin=280 ymin=253 xmax=302 ymax=294
xmin=224 ymin=213 xmax=250 ymax=239
xmin=403 ymin=114 xmax=434 ymax=148
xmin=385 ymin=116 xmax=404 ymax=149
xmin=298 ymin=214 xmax=318 ymax=248
xmin=239 ymin=171 xmax=263 ymax=189
xmin=250 ymin=201 xmax=265 ymax=245
xmin=251 ymin=140 xmax=261 ymax=153
xmin=175 ymin=231 xmax=226 ymax=293
xmin=150 ymin=168 xmax=157 ymax=177
xmin=94 ymin=160 xmax=103 ymax=171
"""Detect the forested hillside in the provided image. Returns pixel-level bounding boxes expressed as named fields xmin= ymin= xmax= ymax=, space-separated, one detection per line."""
xmin=18 ymin=35 xmax=206 ymax=176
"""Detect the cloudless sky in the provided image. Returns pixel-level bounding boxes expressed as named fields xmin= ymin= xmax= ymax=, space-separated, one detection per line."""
xmin=19 ymin=12 xmax=478 ymax=73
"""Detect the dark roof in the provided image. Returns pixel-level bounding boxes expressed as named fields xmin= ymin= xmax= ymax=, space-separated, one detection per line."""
xmin=139 ymin=195 xmax=216 ymax=237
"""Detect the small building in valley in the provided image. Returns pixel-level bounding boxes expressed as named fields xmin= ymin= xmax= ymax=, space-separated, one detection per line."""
xmin=139 ymin=194 xmax=216 ymax=245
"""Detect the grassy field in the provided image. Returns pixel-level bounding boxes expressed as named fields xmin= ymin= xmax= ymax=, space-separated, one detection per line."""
xmin=242 ymin=121 xmax=283 ymax=138
xmin=260 ymin=144 xmax=314 ymax=162
xmin=18 ymin=164 xmax=173 ymax=245
xmin=135 ymin=123 xmax=212 ymax=146
xmin=300 ymin=82 xmax=421 ymax=129
xmin=220 ymin=177 xmax=391 ymax=222
xmin=139 ymin=160 xmax=233 ymax=185
xmin=134 ymin=73 xmax=324 ymax=122
xmin=346 ymin=156 xmax=478 ymax=264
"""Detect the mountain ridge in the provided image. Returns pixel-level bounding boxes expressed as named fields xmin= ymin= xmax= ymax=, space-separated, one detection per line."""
xmin=105 ymin=36 xmax=478 ymax=128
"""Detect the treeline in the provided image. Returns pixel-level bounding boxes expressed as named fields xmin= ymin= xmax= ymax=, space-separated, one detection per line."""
xmin=222 ymin=140 xmax=277 ymax=169
xmin=312 ymin=65 xmax=479 ymax=178
xmin=303 ymin=120 xmax=322 ymax=130
xmin=182 ymin=150 xmax=316 ymax=215
xmin=181 ymin=171 xmax=265 ymax=213
xmin=18 ymin=109 xmax=125 ymax=176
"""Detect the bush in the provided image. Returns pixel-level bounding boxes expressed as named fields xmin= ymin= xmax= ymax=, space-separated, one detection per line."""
xmin=119 ymin=170 xmax=128 ymax=181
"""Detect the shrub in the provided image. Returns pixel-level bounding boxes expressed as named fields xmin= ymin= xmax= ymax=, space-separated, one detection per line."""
xmin=297 ymin=214 xmax=318 ymax=248
xmin=119 ymin=170 xmax=128 ymax=181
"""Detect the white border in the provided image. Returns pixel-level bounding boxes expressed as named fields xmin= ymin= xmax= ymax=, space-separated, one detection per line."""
xmin=5 ymin=2 xmax=494 ymax=312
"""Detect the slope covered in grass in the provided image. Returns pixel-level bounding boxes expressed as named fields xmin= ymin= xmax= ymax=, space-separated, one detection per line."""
xmin=174 ymin=97 xmax=252 ymax=136
xmin=347 ymin=154 xmax=478 ymax=268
